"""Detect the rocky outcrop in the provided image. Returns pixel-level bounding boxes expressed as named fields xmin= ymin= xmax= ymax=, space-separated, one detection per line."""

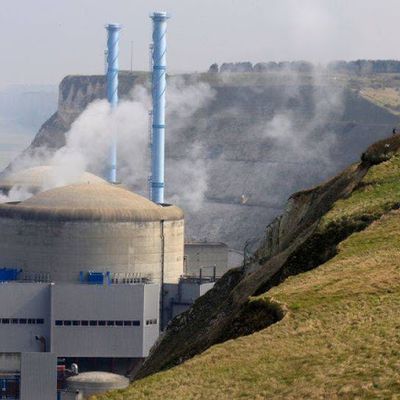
xmin=252 ymin=135 xmax=400 ymax=263
xmin=26 ymin=73 xmax=141 ymax=152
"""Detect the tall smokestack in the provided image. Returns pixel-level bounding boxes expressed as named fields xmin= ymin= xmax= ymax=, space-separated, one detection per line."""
xmin=150 ymin=12 xmax=169 ymax=204
xmin=105 ymin=23 xmax=121 ymax=183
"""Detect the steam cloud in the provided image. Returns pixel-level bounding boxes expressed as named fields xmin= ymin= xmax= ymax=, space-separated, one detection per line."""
xmin=0 ymin=78 xmax=216 ymax=212
xmin=0 ymin=69 xmax=346 ymax=251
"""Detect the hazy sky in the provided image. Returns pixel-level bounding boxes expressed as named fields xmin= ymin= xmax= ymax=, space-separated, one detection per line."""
xmin=1 ymin=0 xmax=399 ymax=87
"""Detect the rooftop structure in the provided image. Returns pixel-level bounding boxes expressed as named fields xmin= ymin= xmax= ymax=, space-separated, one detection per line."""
xmin=66 ymin=371 xmax=129 ymax=397
xmin=184 ymin=242 xmax=229 ymax=278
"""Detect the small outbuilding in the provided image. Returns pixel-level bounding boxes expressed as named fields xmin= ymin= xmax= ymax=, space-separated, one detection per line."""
xmin=65 ymin=371 xmax=129 ymax=397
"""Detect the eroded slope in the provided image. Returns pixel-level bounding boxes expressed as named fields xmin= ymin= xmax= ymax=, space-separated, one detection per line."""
xmin=94 ymin=135 xmax=400 ymax=399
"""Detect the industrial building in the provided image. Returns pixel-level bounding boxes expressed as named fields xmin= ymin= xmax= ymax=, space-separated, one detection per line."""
xmin=0 ymin=180 xmax=228 ymax=398
xmin=184 ymin=242 xmax=229 ymax=278
xmin=0 ymin=182 xmax=182 ymax=398
xmin=0 ymin=353 xmax=57 ymax=399
xmin=0 ymin=11 xmax=233 ymax=400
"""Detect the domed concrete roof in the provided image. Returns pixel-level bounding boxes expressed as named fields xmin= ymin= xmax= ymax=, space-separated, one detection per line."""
xmin=66 ymin=371 xmax=129 ymax=394
xmin=0 ymin=165 xmax=105 ymax=190
xmin=0 ymin=182 xmax=183 ymax=222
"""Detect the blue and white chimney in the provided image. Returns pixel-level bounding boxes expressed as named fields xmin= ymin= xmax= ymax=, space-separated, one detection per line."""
xmin=105 ymin=23 xmax=121 ymax=183
xmin=150 ymin=12 xmax=169 ymax=204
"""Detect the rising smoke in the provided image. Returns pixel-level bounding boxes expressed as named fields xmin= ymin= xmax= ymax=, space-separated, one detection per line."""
xmin=0 ymin=69 xmax=346 ymax=222
xmin=0 ymin=68 xmax=350 ymax=250
xmin=176 ymin=69 xmax=346 ymax=246
xmin=0 ymin=78 xmax=216 ymax=212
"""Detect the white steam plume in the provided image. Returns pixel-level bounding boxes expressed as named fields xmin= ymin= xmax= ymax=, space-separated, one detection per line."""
xmin=0 ymin=79 xmax=216 ymax=210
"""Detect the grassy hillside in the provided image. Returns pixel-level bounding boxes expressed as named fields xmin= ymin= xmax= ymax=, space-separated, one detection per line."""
xmin=94 ymin=138 xmax=400 ymax=399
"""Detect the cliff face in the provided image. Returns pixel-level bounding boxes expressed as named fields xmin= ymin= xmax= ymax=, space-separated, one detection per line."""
xmin=29 ymin=73 xmax=140 ymax=150
xmin=11 ymin=72 xmax=399 ymax=249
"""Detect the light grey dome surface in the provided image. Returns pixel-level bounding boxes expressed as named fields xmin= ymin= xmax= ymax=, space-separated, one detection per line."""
xmin=0 ymin=182 xmax=184 ymax=222
xmin=0 ymin=165 xmax=105 ymax=190
xmin=66 ymin=371 xmax=129 ymax=395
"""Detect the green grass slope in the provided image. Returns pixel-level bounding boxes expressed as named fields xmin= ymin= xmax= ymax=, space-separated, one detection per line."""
xmin=94 ymin=138 xmax=400 ymax=400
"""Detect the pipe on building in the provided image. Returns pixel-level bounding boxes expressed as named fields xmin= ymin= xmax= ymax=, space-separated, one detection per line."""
xmin=150 ymin=12 xmax=169 ymax=204
xmin=35 ymin=335 xmax=47 ymax=352
xmin=105 ymin=23 xmax=121 ymax=183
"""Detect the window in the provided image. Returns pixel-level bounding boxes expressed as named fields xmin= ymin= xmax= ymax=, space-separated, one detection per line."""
xmin=0 ymin=317 xmax=44 ymax=324
xmin=50 ymin=319 xmax=142 ymax=328
xmin=146 ymin=319 xmax=158 ymax=326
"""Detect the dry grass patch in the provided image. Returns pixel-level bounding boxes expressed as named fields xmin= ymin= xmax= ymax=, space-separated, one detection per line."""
xmin=94 ymin=211 xmax=400 ymax=399
xmin=322 ymin=154 xmax=400 ymax=225
xmin=94 ymin=217 xmax=400 ymax=398
xmin=94 ymin=149 xmax=400 ymax=400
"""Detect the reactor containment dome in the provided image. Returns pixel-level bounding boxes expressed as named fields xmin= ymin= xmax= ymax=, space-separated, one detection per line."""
xmin=0 ymin=182 xmax=184 ymax=284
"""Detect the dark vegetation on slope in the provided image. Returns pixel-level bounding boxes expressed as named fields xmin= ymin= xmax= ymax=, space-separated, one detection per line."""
xmin=136 ymin=134 xmax=400 ymax=380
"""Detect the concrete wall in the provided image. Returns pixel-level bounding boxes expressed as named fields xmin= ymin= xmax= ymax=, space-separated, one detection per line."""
xmin=0 ymin=353 xmax=20 ymax=372
xmin=50 ymin=283 xmax=160 ymax=358
xmin=0 ymin=218 xmax=184 ymax=284
xmin=164 ymin=220 xmax=185 ymax=283
xmin=143 ymin=284 xmax=161 ymax=352
xmin=20 ymin=352 xmax=57 ymax=400
xmin=163 ymin=281 xmax=215 ymax=325
xmin=199 ymin=282 xmax=215 ymax=297
xmin=0 ymin=282 xmax=159 ymax=358
xmin=185 ymin=243 xmax=228 ymax=278
xmin=0 ymin=283 xmax=50 ymax=353
xmin=228 ymin=249 xmax=243 ymax=269
xmin=178 ymin=282 xmax=215 ymax=304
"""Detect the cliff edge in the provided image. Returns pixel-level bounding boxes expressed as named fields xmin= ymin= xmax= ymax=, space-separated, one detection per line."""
xmin=94 ymin=134 xmax=400 ymax=399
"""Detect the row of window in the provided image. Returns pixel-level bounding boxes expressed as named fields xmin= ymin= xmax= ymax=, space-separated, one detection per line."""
xmin=55 ymin=320 xmax=141 ymax=327
xmin=0 ymin=318 xmax=158 ymax=327
xmin=0 ymin=318 xmax=44 ymax=325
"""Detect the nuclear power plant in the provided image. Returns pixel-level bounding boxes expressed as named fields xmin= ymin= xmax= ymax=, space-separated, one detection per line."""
xmin=0 ymin=12 xmax=230 ymax=400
